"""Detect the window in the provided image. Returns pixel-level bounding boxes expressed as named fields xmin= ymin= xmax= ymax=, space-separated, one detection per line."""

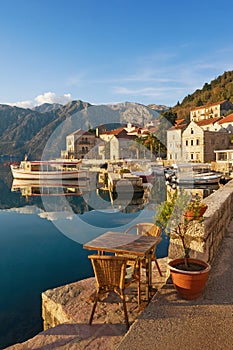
xmin=191 ymin=153 xmax=194 ymax=160
xmin=218 ymin=152 xmax=227 ymax=161
xmin=186 ymin=140 xmax=188 ymax=146
xmin=191 ymin=128 xmax=194 ymax=134
xmin=191 ymin=140 xmax=194 ymax=146
xmin=196 ymin=139 xmax=199 ymax=145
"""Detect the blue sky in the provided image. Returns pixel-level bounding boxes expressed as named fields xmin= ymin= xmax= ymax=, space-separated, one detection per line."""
xmin=1 ymin=0 xmax=233 ymax=108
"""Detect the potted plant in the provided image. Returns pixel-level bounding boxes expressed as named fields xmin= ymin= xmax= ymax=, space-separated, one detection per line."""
xmin=184 ymin=196 xmax=208 ymax=221
xmin=118 ymin=168 xmax=130 ymax=178
xmin=154 ymin=190 xmax=210 ymax=300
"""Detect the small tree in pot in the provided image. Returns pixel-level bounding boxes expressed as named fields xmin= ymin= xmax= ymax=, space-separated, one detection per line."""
xmin=154 ymin=190 xmax=210 ymax=300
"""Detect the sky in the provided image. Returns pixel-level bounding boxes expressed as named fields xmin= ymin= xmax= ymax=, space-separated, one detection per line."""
xmin=1 ymin=0 xmax=233 ymax=108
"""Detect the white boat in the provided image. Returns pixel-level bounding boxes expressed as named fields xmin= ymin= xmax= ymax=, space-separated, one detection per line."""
xmin=130 ymin=169 xmax=154 ymax=183
xmin=170 ymin=163 xmax=222 ymax=185
xmin=10 ymin=159 xmax=87 ymax=180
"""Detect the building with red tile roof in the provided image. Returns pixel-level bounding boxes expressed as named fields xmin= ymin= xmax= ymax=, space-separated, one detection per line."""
xmin=190 ymin=100 xmax=233 ymax=122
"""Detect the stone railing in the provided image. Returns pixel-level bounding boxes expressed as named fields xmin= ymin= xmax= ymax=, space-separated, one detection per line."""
xmin=168 ymin=179 xmax=233 ymax=264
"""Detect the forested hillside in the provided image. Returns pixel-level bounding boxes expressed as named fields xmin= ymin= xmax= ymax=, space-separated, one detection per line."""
xmin=172 ymin=70 xmax=233 ymax=119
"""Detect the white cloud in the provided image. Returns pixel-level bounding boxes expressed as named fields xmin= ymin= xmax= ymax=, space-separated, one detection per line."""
xmin=35 ymin=92 xmax=72 ymax=105
xmin=11 ymin=100 xmax=34 ymax=109
xmin=114 ymin=86 xmax=187 ymax=97
xmin=39 ymin=211 xmax=74 ymax=221
xmin=4 ymin=205 xmax=43 ymax=215
xmin=3 ymin=92 xmax=72 ymax=109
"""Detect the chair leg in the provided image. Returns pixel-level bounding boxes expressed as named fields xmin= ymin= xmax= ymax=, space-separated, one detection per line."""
xmin=89 ymin=296 xmax=98 ymax=325
xmin=121 ymin=292 xmax=129 ymax=330
xmin=154 ymin=258 xmax=162 ymax=277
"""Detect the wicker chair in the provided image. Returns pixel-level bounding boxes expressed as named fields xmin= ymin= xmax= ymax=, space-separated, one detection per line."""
xmin=124 ymin=223 xmax=162 ymax=277
xmin=88 ymin=254 xmax=141 ymax=330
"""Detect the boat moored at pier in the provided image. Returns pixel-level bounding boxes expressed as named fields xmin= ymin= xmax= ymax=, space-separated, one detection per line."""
xmin=166 ymin=163 xmax=222 ymax=185
xmin=10 ymin=159 xmax=86 ymax=180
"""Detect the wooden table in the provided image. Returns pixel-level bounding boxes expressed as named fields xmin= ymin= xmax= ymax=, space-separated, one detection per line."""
xmin=83 ymin=231 xmax=162 ymax=301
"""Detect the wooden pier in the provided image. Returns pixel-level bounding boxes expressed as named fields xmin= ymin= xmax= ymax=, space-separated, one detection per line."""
xmin=107 ymin=171 xmax=144 ymax=193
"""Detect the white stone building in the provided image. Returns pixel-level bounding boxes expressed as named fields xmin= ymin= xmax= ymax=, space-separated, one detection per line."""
xmin=167 ymin=119 xmax=188 ymax=162
xmin=182 ymin=121 xmax=230 ymax=163
xmin=61 ymin=129 xmax=99 ymax=159
xmin=190 ymin=100 xmax=233 ymax=122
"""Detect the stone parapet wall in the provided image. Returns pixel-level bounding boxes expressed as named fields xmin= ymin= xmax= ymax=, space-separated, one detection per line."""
xmin=168 ymin=180 xmax=233 ymax=263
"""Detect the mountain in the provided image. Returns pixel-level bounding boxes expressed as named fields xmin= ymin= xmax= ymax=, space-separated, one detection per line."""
xmin=0 ymin=104 xmax=58 ymax=150
xmin=147 ymin=104 xmax=169 ymax=113
xmin=33 ymin=103 xmax=63 ymax=113
xmin=0 ymin=100 xmax=161 ymax=160
xmin=2 ymin=70 xmax=233 ymax=161
xmin=173 ymin=70 xmax=233 ymax=119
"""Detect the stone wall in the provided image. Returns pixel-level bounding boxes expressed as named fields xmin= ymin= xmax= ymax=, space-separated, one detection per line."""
xmin=168 ymin=179 xmax=233 ymax=263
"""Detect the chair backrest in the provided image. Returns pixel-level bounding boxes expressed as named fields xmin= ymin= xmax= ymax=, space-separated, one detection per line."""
xmin=88 ymin=255 xmax=128 ymax=290
xmin=125 ymin=222 xmax=161 ymax=237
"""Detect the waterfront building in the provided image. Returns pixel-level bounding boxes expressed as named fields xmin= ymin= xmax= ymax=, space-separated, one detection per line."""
xmin=61 ymin=129 xmax=99 ymax=159
xmin=166 ymin=119 xmax=188 ymax=162
xmin=182 ymin=121 xmax=230 ymax=162
xmin=99 ymin=128 xmax=137 ymax=160
xmin=98 ymin=123 xmax=152 ymax=160
xmin=190 ymin=100 xmax=233 ymax=122
xmin=218 ymin=113 xmax=233 ymax=133
xmin=167 ymin=100 xmax=233 ymax=163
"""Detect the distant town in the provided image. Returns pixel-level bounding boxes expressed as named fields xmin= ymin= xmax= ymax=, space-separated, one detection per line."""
xmin=57 ymin=99 xmax=233 ymax=176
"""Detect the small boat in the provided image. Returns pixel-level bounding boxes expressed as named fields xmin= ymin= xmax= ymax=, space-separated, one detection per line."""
xmin=130 ymin=169 xmax=154 ymax=183
xmin=107 ymin=171 xmax=144 ymax=194
xmin=169 ymin=163 xmax=222 ymax=185
xmin=10 ymin=159 xmax=87 ymax=180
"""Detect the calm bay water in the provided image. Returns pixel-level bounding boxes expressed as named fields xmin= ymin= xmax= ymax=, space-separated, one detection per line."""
xmin=0 ymin=165 xmax=169 ymax=349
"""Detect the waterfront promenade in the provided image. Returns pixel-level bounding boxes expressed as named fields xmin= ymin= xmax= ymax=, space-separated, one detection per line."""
xmin=118 ymin=219 xmax=233 ymax=350
xmin=5 ymin=218 xmax=233 ymax=350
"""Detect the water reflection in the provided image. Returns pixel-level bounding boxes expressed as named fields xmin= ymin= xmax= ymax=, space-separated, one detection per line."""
xmin=1 ymin=160 xmax=220 ymax=214
xmin=11 ymin=179 xmax=83 ymax=197
xmin=0 ymin=163 xmax=221 ymax=348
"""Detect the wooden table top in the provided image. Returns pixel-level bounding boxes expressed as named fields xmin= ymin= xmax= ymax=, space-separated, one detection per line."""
xmin=83 ymin=231 xmax=162 ymax=256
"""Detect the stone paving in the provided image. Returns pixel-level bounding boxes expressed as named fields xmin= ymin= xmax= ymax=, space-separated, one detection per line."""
xmin=117 ymin=220 xmax=233 ymax=350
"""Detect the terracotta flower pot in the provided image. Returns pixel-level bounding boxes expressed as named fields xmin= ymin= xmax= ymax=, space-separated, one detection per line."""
xmin=184 ymin=205 xmax=208 ymax=221
xmin=168 ymin=258 xmax=211 ymax=300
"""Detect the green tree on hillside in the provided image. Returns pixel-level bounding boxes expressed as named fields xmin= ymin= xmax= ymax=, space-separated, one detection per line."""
xmin=172 ymin=70 xmax=233 ymax=119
